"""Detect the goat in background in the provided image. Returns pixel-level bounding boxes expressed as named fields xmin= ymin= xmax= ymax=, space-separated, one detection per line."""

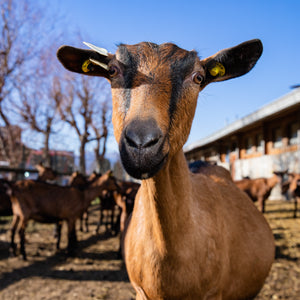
xmin=235 ymin=172 xmax=283 ymax=213
xmin=9 ymin=170 xmax=117 ymax=260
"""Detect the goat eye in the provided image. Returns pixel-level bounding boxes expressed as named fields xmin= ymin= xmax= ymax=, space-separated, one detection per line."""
xmin=108 ymin=66 xmax=119 ymax=78
xmin=192 ymin=72 xmax=204 ymax=84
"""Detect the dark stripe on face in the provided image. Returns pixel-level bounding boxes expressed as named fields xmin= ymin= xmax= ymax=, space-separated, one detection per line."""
xmin=118 ymin=45 xmax=139 ymax=115
xmin=168 ymin=49 xmax=197 ymax=127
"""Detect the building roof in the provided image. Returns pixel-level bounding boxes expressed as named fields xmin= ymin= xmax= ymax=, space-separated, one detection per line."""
xmin=184 ymin=88 xmax=300 ymax=153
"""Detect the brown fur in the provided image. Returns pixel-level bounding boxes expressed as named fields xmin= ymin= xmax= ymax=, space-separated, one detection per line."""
xmin=113 ymin=181 xmax=140 ymax=257
xmin=125 ymin=153 xmax=274 ymax=300
xmin=35 ymin=163 xmax=57 ymax=182
xmin=68 ymin=171 xmax=89 ymax=232
xmin=286 ymin=173 xmax=300 ymax=218
xmin=189 ymin=161 xmax=233 ymax=182
xmin=10 ymin=170 xmax=117 ymax=260
xmin=69 ymin=171 xmax=119 ymax=234
xmin=235 ymin=174 xmax=280 ymax=213
xmin=113 ymin=181 xmax=139 ymax=232
xmin=57 ymin=39 xmax=275 ymax=299
xmin=68 ymin=171 xmax=87 ymax=187
xmin=95 ymin=189 xmax=118 ymax=234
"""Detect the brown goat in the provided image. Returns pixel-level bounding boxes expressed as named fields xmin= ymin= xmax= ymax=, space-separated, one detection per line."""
xmin=189 ymin=160 xmax=233 ymax=181
xmin=57 ymin=39 xmax=274 ymax=299
xmin=113 ymin=180 xmax=140 ymax=257
xmin=35 ymin=163 xmax=57 ymax=182
xmin=95 ymin=189 xmax=119 ymax=234
xmin=9 ymin=170 xmax=117 ymax=260
xmin=68 ymin=171 xmax=87 ymax=187
xmin=69 ymin=171 xmax=119 ymax=234
xmin=286 ymin=173 xmax=300 ymax=218
xmin=235 ymin=173 xmax=281 ymax=213
xmin=113 ymin=181 xmax=139 ymax=233
xmin=0 ymin=165 xmax=57 ymax=217
xmin=68 ymin=171 xmax=90 ymax=232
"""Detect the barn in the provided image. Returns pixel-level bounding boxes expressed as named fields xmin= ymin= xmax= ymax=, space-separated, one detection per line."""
xmin=184 ymin=88 xmax=300 ymax=199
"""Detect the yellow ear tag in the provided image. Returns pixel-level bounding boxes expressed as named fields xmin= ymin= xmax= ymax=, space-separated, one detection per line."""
xmin=209 ymin=62 xmax=225 ymax=77
xmin=82 ymin=59 xmax=91 ymax=73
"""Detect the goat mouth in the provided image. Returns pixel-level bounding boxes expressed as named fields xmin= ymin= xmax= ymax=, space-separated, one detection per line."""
xmin=139 ymin=153 xmax=169 ymax=179
xmin=119 ymin=139 xmax=169 ymax=180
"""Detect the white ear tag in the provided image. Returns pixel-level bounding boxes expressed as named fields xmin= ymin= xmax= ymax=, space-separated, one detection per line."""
xmin=83 ymin=41 xmax=108 ymax=57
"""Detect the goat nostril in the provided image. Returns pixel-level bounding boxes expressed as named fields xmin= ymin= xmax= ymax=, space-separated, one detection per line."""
xmin=126 ymin=133 xmax=139 ymax=148
xmin=125 ymin=123 xmax=162 ymax=149
xmin=143 ymin=136 xmax=160 ymax=148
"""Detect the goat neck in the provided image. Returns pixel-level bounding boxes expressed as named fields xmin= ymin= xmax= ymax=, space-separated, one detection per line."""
xmin=267 ymin=174 xmax=280 ymax=189
xmin=83 ymin=171 xmax=116 ymax=204
xmin=136 ymin=150 xmax=192 ymax=251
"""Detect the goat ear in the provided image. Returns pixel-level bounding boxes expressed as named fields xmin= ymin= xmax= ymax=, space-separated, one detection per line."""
xmin=202 ymin=39 xmax=263 ymax=84
xmin=57 ymin=45 xmax=112 ymax=79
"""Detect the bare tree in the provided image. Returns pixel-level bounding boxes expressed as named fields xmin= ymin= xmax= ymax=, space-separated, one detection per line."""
xmin=0 ymin=0 xmax=62 ymax=168
xmin=90 ymin=97 xmax=111 ymax=173
xmin=56 ymin=74 xmax=111 ymax=174
xmin=16 ymin=45 xmax=65 ymax=167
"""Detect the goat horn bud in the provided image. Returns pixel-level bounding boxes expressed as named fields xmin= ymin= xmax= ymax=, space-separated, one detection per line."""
xmin=83 ymin=41 xmax=108 ymax=57
xmin=89 ymin=58 xmax=109 ymax=70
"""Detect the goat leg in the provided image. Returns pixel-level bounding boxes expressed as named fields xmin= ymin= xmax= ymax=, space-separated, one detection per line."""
xmin=83 ymin=211 xmax=89 ymax=232
xmin=109 ymin=209 xmax=114 ymax=233
xmin=19 ymin=222 xmax=27 ymax=260
xmin=257 ymin=196 xmax=264 ymax=213
xmin=55 ymin=221 xmax=62 ymax=250
xmin=79 ymin=216 xmax=84 ymax=232
xmin=10 ymin=215 xmax=20 ymax=256
xmin=67 ymin=220 xmax=77 ymax=255
xmin=294 ymin=197 xmax=298 ymax=218
xmin=95 ymin=209 xmax=103 ymax=234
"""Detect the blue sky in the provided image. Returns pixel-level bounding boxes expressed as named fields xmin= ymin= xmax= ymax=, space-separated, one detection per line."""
xmin=53 ymin=0 xmax=300 ymax=153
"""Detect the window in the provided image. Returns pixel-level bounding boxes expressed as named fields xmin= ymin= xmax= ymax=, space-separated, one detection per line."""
xmin=255 ymin=133 xmax=264 ymax=153
xmin=288 ymin=122 xmax=298 ymax=145
xmin=231 ymin=142 xmax=237 ymax=152
xmin=272 ymin=128 xmax=282 ymax=148
xmin=246 ymin=137 xmax=253 ymax=154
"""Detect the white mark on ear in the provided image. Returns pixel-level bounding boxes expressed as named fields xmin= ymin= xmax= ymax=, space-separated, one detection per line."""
xmin=83 ymin=41 xmax=108 ymax=57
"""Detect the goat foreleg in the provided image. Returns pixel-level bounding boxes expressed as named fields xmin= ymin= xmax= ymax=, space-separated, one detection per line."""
xmin=257 ymin=196 xmax=265 ymax=213
xmin=110 ymin=208 xmax=115 ymax=233
xmin=95 ymin=209 xmax=104 ymax=234
xmin=294 ymin=197 xmax=298 ymax=218
xmin=55 ymin=221 xmax=62 ymax=250
xmin=82 ymin=211 xmax=89 ymax=232
xmin=67 ymin=219 xmax=77 ymax=255
xmin=18 ymin=221 xmax=27 ymax=260
xmin=10 ymin=215 xmax=20 ymax=256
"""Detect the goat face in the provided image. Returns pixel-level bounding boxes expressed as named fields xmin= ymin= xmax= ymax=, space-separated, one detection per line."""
xmin=57 ymin=40 xmax=263 ymax=179
xmin=110 ymin=43 xmax=203 ymax=179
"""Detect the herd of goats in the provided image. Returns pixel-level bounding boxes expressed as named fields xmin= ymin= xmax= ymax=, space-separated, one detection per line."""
xmin=0 ymin=163 xmax=139 ymax=260
xmin=0 ymin=161 xmax=299 ymax=261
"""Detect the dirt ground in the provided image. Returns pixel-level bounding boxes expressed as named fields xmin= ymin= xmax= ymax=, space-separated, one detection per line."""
xmin=0 ymin=200 xmax=299 ymax=300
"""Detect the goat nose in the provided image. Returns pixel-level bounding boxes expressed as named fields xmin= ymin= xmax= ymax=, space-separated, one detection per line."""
xmin=125 ymin=119 xmax=162 ymax=149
